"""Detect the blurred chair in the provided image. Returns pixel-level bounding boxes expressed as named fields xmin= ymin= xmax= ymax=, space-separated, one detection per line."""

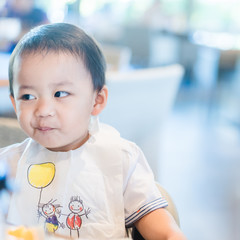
xmin=100 ymin=64 xmax=184 ymax=179
xmin=0 ymin=117 xmax=27 ymax=148
xmin=156 ymin=182 xmax=180 ymax=226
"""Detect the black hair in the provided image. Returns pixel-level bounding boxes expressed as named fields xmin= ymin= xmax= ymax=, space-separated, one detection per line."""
xmin=9 ymin=23 xmax=106 ymax=96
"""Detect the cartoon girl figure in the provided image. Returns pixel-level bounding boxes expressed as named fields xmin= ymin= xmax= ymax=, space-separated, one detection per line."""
xmin=40 ymin=199 xmax=64 ymax=233
xmin=66 ymin=196 xmax=91 ymax=238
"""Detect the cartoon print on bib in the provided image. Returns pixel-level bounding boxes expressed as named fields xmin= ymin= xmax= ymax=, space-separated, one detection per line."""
xmin=66 ymin=196 xmax=91 ymax=238
xmin=39 ymin=199 xmax=65 ymax=233
xmin=27 ymin=163 xmax=91 ymax=237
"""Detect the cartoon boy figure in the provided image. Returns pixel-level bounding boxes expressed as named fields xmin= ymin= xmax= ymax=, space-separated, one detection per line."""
xmin=40 ymin=199 xmax=64 ymax=233
xmin=66 ymin=196 xmax=91 ymax=238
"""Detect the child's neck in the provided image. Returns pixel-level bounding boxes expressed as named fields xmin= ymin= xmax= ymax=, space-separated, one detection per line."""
xmin=47 ymin=132 xmax=90 ymax=152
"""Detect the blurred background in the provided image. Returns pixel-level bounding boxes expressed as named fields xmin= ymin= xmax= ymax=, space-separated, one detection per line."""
xmin=1 ymin=0 xmax=240 ymax=239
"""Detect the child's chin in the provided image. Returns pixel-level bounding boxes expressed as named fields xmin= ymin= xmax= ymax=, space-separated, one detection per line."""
xmin=35 ymin=140 xmax=64 ymax=151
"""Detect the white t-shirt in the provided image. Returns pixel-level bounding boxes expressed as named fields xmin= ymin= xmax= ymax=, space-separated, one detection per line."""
xmin=1 ymin=121 xmax=168 ymax=239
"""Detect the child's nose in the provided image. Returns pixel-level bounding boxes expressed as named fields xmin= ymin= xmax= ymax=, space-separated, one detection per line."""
xmin=35 ymin=99 xmax=55 ymax=117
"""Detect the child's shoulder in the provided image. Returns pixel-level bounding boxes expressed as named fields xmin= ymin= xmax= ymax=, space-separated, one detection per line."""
xmin=97 ymin=123 xmax=141 ymax=158
xmin=98 ymin=122 xmax=135 ymax=143
xmin=0 ymin=138 xmax=31 ymax=159
xmin=0 ymin=138 xmax=32 ymax=178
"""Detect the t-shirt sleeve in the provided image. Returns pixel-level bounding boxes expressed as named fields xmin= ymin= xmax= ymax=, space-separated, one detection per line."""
xmin=123 ymin=142 xmax=168 ymax=227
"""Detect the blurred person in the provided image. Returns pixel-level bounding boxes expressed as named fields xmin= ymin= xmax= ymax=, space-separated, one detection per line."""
xmin=0 ymin=0 xmax=49 ymax=52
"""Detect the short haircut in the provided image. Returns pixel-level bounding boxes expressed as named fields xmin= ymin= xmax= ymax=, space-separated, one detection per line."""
xmin=9 ymin=23 xmax=106 ymax=96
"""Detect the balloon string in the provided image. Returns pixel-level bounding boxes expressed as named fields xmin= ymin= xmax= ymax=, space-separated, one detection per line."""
xmin=38 ymin=187 xmax=43 ymax=207
xmin=37 ymin=187 xmax=43 ymax=222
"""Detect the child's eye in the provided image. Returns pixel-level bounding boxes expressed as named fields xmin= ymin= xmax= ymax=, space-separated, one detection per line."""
xmin=54 ymin=91 xmax=69 ymax=98
xmin=21 ymin=94 xmax=35 ymax=100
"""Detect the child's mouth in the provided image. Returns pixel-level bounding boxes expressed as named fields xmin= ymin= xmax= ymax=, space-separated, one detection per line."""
xmin=37 ymin=127 xmax=54 ymax=132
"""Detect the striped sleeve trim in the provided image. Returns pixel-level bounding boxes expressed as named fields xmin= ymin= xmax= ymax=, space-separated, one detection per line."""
xmin=125 ymin=197 xmax=168 ymax=227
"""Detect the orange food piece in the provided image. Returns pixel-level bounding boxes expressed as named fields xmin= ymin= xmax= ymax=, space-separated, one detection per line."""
xmin=7 ymin=226 xmax=36 ymax=240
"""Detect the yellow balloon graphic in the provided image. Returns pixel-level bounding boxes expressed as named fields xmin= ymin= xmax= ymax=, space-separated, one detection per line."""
xmin=27 ymin=163 xmax=55 ymax=189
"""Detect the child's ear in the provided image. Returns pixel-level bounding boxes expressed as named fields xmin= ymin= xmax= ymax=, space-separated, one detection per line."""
xmin=10 ymin=95 xmax=17 ymax=113
xmin=91 ymin=86 xmax=108 ymax=116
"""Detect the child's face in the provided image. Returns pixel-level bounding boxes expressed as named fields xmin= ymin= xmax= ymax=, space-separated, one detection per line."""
xmin=11 ymin=52 xmax=100 ymax=151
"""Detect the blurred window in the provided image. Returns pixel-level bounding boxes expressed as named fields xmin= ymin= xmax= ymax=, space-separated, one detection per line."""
xmin=190 ymin=0 xmax=240 ymax=32
xmin=37 ymin=0 xmax=240 ymax=33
